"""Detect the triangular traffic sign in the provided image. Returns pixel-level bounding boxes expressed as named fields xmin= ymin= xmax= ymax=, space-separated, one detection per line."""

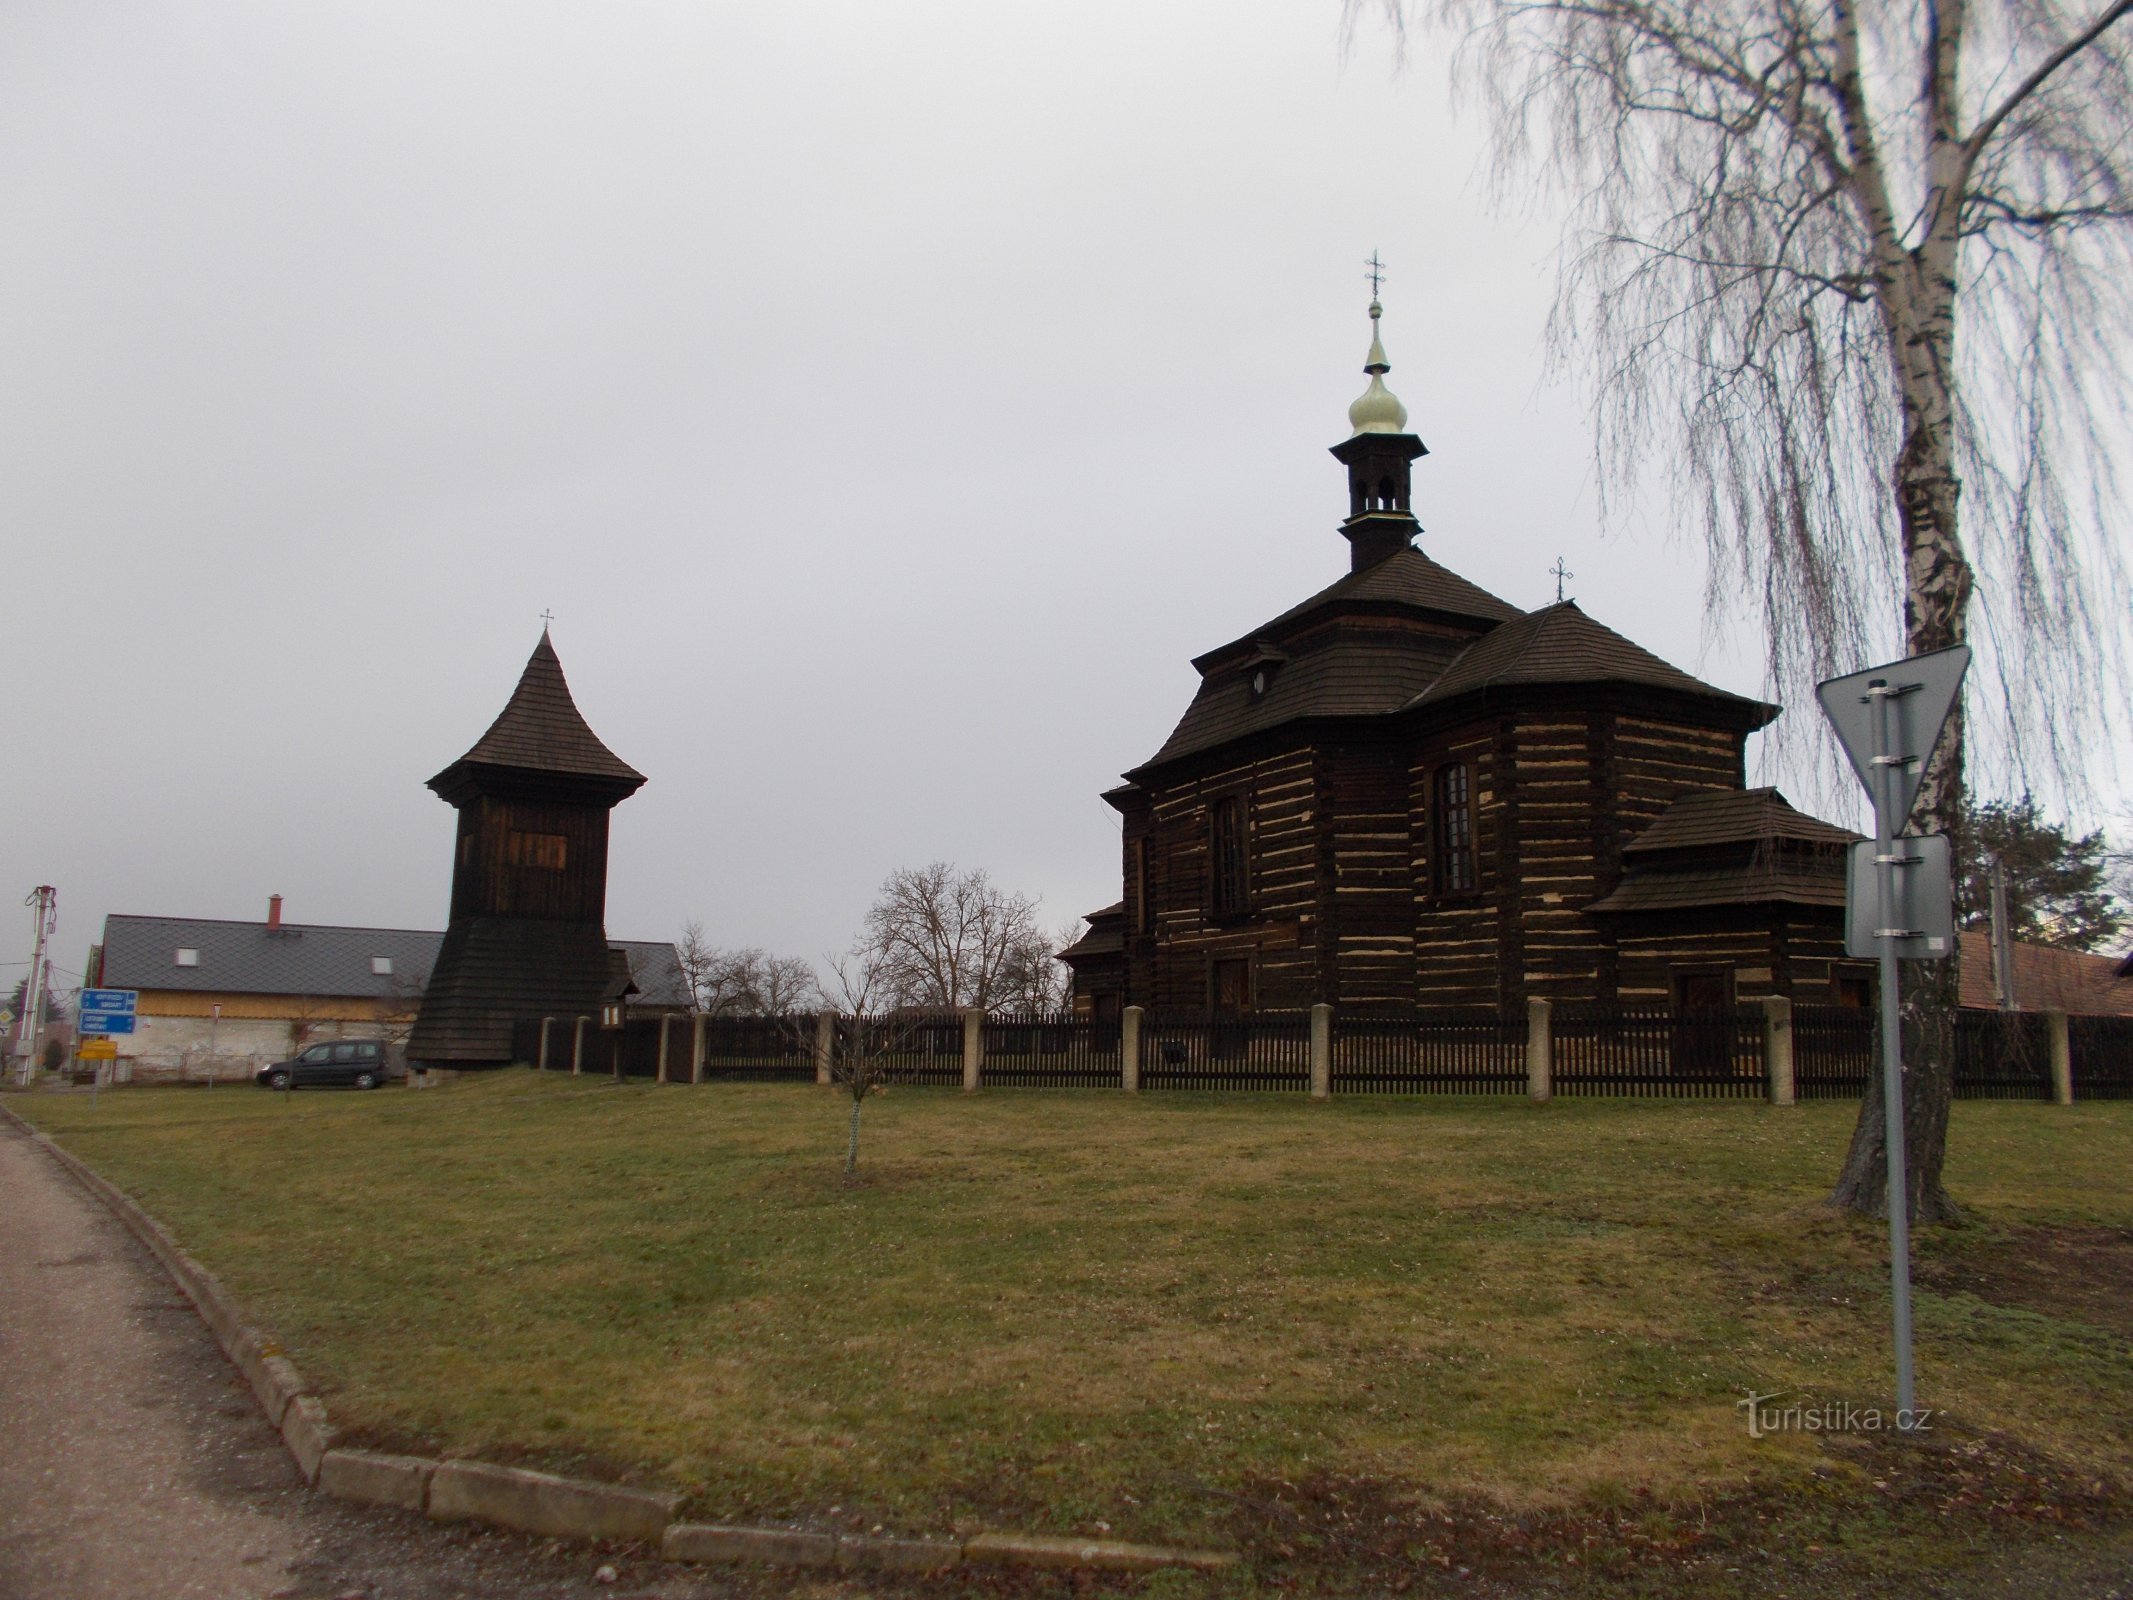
xmin=1816 ymin=645 xmax=1970 ymax=828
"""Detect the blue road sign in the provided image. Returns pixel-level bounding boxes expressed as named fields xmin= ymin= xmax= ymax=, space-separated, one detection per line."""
xmin=79 ymin=988 xmax=140 ymax=1037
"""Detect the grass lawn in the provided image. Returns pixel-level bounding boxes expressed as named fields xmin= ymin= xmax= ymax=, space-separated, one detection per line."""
xmin=16 ymin=1074 xmax=2133 ymax=1597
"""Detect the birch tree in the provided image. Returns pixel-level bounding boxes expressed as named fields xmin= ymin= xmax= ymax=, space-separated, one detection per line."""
xmin=1368 ymin=0 xmax=2133 ymax=1222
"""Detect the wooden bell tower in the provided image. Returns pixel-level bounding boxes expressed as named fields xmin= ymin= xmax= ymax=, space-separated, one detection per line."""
xmin=408 ymin=631 xmax=645 ymax=1067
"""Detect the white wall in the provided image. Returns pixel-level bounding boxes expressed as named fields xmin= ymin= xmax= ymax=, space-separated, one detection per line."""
xmin=117 ymin=1014 xmax=385 ymax=1083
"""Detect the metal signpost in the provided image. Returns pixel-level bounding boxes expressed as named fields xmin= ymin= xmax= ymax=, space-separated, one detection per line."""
xmin=1817 ymin=644 xmax=1969 ymax=1430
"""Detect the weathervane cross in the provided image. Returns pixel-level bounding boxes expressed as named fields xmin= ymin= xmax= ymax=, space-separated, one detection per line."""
xmin=1365 ymin=251 xmax=1387 ymax=298
xmin=1550 ymin=558 xmax=1574 ymax=602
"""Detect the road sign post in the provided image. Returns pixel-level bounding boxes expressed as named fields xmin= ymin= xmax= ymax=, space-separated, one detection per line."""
xmin=1817 ymin=644 xmax=1969 ymax=1433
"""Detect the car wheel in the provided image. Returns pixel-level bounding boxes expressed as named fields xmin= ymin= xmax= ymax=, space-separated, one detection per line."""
xmin=267 ymin=1069 xmax=291 ymax=1090
xmin=353 ymin=1070 xmax=379 ymax=1091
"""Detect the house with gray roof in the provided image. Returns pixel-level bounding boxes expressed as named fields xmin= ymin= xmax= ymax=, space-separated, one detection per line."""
xmin=92 ymin=895 xmax=690 ymax=1082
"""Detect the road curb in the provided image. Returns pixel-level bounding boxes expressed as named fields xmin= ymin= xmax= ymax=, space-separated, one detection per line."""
xmin=0 ymin=1103 xmax=1243 ymax=1578
xmin=429 ymin=1459 xmax=680 ymax=1543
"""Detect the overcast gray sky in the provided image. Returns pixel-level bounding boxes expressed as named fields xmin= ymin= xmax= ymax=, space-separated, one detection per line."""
xmin=2 ymin=1 xmax=2106 ymax=988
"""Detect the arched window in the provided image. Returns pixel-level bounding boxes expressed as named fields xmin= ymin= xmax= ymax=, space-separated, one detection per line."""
xmin=1434 ymin=763 xmax=1475 ymax=895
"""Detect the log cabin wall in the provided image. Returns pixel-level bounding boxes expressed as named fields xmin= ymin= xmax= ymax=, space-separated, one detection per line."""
xmin=1408 ymin=718 xmax=1503 ymax=1007
xmin=1613 ymin=915 xmax=1782 ymax=1003
xmin=1115 ymin=788 xmax=1158 ymax=1006
xmin=1319 ymin=736 xmax=1414 ymax=1005
xmin=1140 ymin=741 xmax=1322 ymax=1011
xmin=1505 ymin=710 xmax=1611 ymax=1005
xmin=449 ymin=793 xmax=612 ymax=924
xmin=1611 ymin=714 xmax=1747 ymax=837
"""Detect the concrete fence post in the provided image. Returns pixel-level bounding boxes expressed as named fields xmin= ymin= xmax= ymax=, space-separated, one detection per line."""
xmin=656 ymin=1014 xmax=672 ymax=1085
xmin=690 ymin=1012 xmax=706 ymax=1085
xmin=571 ymin=1016 xmax=587 ymax=1076
xmin=1763 ymin=995 xmax=1795 ymax=1107
xmin=962 ymin=1009 xmax=984 ymax=1093
xmin=537 ymin=1017 xmax=553 ymax=1072
xmin=2047 ymin=1008 xmax=2073 ymax=1106
xmin=1309 ymin=1003 xmax=1333 ymax=1101
xmin=813 ymin=1013 xmax=835 ymax=1086
xmin=1121 ymin=1006 xmax=1142 ymax=1093
xmin=1526 ymin=998 xmax=1553 ymax=1104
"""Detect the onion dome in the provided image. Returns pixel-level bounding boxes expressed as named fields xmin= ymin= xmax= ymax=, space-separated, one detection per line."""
xmin=1346 ymin=301 xmax=1410 ymax=436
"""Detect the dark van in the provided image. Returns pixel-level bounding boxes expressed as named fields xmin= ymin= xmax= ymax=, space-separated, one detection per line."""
xmin=255 ymin=1039 xmax=396 ymax=1091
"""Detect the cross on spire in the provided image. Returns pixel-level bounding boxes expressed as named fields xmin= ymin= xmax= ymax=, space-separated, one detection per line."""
xmin=1365 ymin=251 xmax=1386 ymax=299
xmin=1549 ymin=558 xmax=1574 ymax=602
xmin=539 ymin=608 xmax=556 ymax=629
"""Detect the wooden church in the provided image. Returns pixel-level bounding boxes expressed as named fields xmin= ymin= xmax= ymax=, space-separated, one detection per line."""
xmin=408 ymin=631 xmax=648 ymax=1066
xmin=1061 ymin=301 xmax=1866 ymax=1019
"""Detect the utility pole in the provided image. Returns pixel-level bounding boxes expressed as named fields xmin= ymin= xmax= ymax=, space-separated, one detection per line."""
xmin=1989 ymin=857 xmax=2016 ymax=1012
xmin=13 ymin=886 xmax=57 ymax=1083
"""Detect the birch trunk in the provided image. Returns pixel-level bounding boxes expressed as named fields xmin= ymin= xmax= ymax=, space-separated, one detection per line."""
xmin=1829 ymin=17 xmax=1975 ymax=1222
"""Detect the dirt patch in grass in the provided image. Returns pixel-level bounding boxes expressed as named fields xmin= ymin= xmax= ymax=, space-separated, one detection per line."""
xmin=1224 ymin=1423 xmax=2128 ymax=1597
xmin=1919 ymin=1224 xmax=2133 ymax=1340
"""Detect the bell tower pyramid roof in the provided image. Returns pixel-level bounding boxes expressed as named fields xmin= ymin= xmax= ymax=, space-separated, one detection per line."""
xmin=428 ymin=630 xmax=645 ymax=802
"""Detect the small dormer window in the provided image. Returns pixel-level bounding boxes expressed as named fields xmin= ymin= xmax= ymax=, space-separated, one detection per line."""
xmin=1241 ymin=642 xmax=1287 ymax=699
xmin=175 ymin=947 xmax=200 ymax=967
xmin=372 ymin=957 xmax=393 ymax=976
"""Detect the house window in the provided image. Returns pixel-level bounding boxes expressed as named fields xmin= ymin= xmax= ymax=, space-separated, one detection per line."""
xmin=506 ymin=830 xmax=568 ymax=871
xmin=1433 ymin=763 xmax=1475 ymax=894
xmin=1132 ymin=838 xmax=1153 ymax=934
xmin=371 ymin=956 xmax=394 ymax=976
xmin=175 ymin=947 xmax=200 ymax=968
xmin=1212 ymin=957 xmax=1252 ymax=1014
xmin=1832 ymin=969 xmax=1873 ymax=1008
xmin=1209 ymin=796 xmax=1248 ymax=916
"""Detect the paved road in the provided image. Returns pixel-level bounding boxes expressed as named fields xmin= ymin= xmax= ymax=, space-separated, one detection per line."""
xmin=0 ymin=1113 xmax=771 ymax=1600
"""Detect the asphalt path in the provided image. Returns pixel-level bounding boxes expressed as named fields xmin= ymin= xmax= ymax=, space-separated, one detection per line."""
xmin=0 ymin=1110 xmax=777 ymax=1600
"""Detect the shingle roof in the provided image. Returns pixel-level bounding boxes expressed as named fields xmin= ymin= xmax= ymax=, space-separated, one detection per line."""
xmin=1587 ymin=788 xmax=1853 ymax=914
xmin=1196 ymin=547 xmax=1521 ymax=670
xmin=1408 ymin=602 xmax=1775 ymax=719
xmin=1585 ymin=865 xmax=1849 ymax=913
xmin=97 ymin=914 xmax=689 ymax=1007
xmin=1622 ymin=788 xmax=1860 ymax=856
xmin=1059 ymin=903 xmax=1126 ymax=964
xmin=100 ymin=915 xmax=441 ymax=999
xmin=431 ymin=632 xmax=644 ymax=794
xmin=613 ymin=940 xmax=693 ymax=1008
xmin=1142 ymin=626 xmax=1471 ymax=769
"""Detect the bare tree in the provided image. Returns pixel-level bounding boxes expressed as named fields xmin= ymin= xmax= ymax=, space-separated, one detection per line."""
xmin=994 ymin=917 xmax=1078 ymax=1013
xmin=677 ymin=921 xmax=820 ymax=1015
xmin=813 ymin=944 xmax=924 ymax=1182
xmin=1368 ymin=0 xmax=2133 ymax=1223
xmin=857 ymin=862 xmax=1056 ymax=1012
xmin=753 ymin=953 xmax=822 ymax=1014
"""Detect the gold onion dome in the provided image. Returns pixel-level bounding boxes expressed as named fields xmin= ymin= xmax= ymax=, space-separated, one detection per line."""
xmin=1346 ymin=300 xmax=1410 ymax=435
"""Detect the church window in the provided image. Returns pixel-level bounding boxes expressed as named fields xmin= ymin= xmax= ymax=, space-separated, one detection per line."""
xmin=507 ymin=830 xmax=568 ymax=871
xmin=1209 ymin=796 xmax=1248 ymax=916
xmin=1434 ymin=763 xmax=1475 ymax=894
